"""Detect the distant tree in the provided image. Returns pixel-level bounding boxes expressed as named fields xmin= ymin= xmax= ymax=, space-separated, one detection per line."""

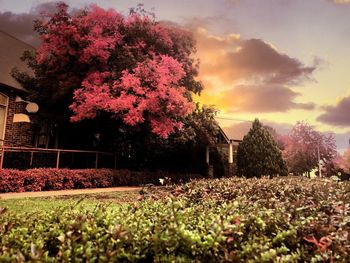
xmin=341 ymin=148 xmax=350 ymax=173
xmin=236 ymin=119 xmax=288 ymax=178
xmin=334 ymin=148 xmax=350 ymax=174
xmin=282 ymin=122 xmax=337 ymax=176
xmin=14 ymin=2 xmax=202 ymax=139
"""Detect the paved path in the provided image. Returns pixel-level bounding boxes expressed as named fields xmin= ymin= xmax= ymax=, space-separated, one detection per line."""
xmin=0 ymin=187 xmax=142 ymax=200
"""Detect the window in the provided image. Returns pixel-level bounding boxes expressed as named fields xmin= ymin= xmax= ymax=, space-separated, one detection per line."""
xmin=0 ymin=93 xmax=9 ymax=144
xmin=35 ymin=121 xmax=58 ymax=148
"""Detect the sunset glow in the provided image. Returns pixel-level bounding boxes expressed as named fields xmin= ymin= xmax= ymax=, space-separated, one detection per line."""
xmin=1 ymin=0 xmax=349 ymax=150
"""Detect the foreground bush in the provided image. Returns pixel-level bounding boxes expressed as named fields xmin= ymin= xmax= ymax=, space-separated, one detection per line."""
xmin=0 ymin=169 xmax=202 ymax=193
xmin=0 ymin=176 xmax=349 ymax=262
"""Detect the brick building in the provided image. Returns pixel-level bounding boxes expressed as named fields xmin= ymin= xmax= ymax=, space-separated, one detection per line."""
xmin=0 ymin=31 xmax=110 ymax=152
xmin=0 ymin=31 xmax=36 ymax=147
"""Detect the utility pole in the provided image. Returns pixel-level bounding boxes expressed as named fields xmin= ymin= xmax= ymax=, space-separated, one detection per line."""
xmin=317 ymin=144 xmax=321 ymax=177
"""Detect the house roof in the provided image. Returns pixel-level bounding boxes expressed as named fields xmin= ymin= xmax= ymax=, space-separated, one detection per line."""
xmin=217 ymin=126 xmax=244 ymax=145
xmin=218 ymin=126 xmax=230 ymax=144
xmin=0 ymin=30 xmax=35 ymax=92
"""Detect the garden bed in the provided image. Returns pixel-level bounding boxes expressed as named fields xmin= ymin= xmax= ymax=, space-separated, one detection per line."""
xmin=0 ymin=168 xmax=202 ymax=193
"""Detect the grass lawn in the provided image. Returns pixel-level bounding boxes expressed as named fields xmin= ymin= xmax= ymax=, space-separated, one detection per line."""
xmin=0 ymin=190 xmax=140 ymax=213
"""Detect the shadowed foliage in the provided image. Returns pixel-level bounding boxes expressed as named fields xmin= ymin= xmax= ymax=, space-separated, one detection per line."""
xmin=236 ymin=119 xmax=288 ymax=177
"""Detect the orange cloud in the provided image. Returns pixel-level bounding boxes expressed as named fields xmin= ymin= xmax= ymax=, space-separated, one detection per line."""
xmin=194 ymin=27 xmax=317 ymax=113
xmin=221 ymin=84 xmax=315 ymax=113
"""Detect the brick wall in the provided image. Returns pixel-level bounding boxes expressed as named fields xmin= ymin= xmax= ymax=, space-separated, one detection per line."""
xmin=1 ymin=87 xmax=35 ymax=147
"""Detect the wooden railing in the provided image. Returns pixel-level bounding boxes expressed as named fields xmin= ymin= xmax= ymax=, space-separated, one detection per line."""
xmin=0 ymin=145 xmax=117 ymax=169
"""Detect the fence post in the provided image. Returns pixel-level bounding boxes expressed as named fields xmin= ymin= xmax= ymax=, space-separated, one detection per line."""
xmin=30 ymin=151 xmax=34 ymax=167
xmin=56 ymin=150 xmax=60 ymax=169
xmin=0 ymin=146 xmax=4 ymax=169
xmin=95 ymin=153 xmax=99 ymax=169
xmin=114 ymin=153 xmax=117 ymax=169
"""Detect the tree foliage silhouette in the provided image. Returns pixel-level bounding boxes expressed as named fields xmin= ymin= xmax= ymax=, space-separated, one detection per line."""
xmin=14 ymin=2 xmax=202 ymax=139
xmin=237 ymin=119 xmax=288 ymax=177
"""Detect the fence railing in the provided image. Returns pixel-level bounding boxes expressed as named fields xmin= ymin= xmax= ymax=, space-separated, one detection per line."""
xmin=0 ymin=145 xmax=117 ymax=169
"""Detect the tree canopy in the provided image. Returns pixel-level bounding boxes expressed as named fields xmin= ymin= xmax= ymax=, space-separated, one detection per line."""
xmin=334 ymin=148 xmax=350 ymax=174
xmin=281 ymin=121 xmax=337 ymax=176
xmin=236 ymin=119 xmax=288 ymax=178
xmin=12 ymin=2 xmax=220 ymax=172
xmin=14 ymin=2 xmax=203 ymax=139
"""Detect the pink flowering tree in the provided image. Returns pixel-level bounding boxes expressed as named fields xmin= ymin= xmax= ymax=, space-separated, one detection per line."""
xmin=334 ymin=148 xmax=350 ymax=174
xmin=69 ymin=55 xmax=193 ymax=138
xmin=17 ymin=3 xmax=201 ymax=139
xmin=341 ymin=148 xmax=350 ymax=173
xmin=281 ymin=122 xmax=337 ymax=176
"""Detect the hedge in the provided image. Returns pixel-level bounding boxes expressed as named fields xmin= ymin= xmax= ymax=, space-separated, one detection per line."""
xmin=0 ymin=169 xmax=203 ymax=193
xmin=0 ymin=176 xmax=349 ymax=261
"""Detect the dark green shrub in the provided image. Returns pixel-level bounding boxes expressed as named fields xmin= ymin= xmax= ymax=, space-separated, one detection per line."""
xmin=236 ymin=119 xmax=287 ymax=177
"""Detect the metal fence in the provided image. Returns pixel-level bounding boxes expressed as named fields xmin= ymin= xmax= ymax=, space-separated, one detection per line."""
xmin=0 ymin=146 xmax=117 ymax=169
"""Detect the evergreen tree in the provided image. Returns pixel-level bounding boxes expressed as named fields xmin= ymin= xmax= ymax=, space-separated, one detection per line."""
xmin=236 ymin=119 xmax=288 ymax=177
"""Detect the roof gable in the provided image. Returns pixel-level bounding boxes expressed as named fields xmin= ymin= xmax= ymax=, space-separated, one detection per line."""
xmin=0 ymin=31 xmax=35 ymax=92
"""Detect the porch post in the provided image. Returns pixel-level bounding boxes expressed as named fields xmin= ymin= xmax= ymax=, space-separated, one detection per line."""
xmin=228 ymin=142 xmax=234 ymax=176
xmin=206 ymin=146 xmax=210 ymax=164
xmin=228 ymin=142 xmax=233 ymax=164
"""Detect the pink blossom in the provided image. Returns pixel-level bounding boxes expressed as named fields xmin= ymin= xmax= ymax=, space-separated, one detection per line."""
xmin=35 ymin=3 xmax=195 ymax=138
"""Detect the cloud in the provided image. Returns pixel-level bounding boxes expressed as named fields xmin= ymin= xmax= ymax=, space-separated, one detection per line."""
xmin=195 ymin=27 xmax=317 ymax=113
xmin=0 ymin=11 xmax=39 ymax=46
xmin=332 ymin=131 xmax=350 ymax=152
xmin=196 ymin=28 xmax=316 ymax=85
xmin=225 ymin=0 xmax=240 ymax=3
xmin=0 ymin=2 xmax=60 ymax=46
xmin=328 ymin=0 xmax=350 ymax=4
xmin=317 ymin=95 xmax=350 ymax=126
xmin=221 ymin=119 xmax=294 ymax=140
xmin=220 ymin=84 xmax=315 ymax=113
xmin=262 ymin=120 xmax=294 ymax=135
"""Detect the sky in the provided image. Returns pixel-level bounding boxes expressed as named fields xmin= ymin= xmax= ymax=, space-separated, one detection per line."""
xmin=0 ymin=0 xmax=349 ymax=151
